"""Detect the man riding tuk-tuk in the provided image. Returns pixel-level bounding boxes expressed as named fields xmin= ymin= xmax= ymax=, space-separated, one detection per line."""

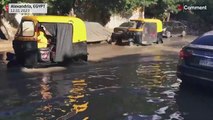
xmin=127 ymin=18 xmax=163 ymax=45
xmin=12 ymin=16 xmax=87 ymax=68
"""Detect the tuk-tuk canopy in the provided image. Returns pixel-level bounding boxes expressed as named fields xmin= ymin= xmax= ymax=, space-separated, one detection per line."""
xmin=130 ymin=18 xmax=163 ymax=33
xmin=21 ymin=16 xmax=87 ymax=43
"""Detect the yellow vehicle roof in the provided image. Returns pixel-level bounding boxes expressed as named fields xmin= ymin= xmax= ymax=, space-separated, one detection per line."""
xmin=130 ymin=18 xmax=163 ymax=32
xmin=21 ymin=16 xmax=87 ymax=43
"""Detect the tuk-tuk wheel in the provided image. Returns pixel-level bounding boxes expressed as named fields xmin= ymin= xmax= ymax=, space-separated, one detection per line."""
xmin=111 ymin=41 xmax=116 ymax=45
xmin=108 ymin=39 xmax=116 ymax=45
xmin=181 ymin=31 xmax=186 ymax=37
xmin=128 ymin=38 xmax=134 ymax=46
xmin=129 ymin=41 xmax=134 ymax=46
xmin=115 ymin=38 xmax=122 ymax=45
xmin=166 ymin=31 xmax=171 ymax=38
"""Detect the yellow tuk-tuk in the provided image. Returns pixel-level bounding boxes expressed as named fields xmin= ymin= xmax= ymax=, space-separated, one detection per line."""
xmin=127 ymin=18 xmax=163 ymax=45
xmin=13 ymin=16 xmax=87 ymax=68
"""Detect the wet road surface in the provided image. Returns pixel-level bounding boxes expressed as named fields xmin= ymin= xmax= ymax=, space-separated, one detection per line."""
xmin=1 ymin=55 xmax=213 ymax=120
xmin=1 ymin=36 xmax=213 ymax=120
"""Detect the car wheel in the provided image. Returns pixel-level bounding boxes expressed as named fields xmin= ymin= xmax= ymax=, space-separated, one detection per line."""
xmin=181 ymin=31 xmax=186 ymax=37
xmin=115 ymin=37 xmax=122 ymax=45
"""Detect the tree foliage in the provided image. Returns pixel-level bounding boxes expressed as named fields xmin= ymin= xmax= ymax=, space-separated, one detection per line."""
xmin=0 ymin=0 xmax=213 ymax=30
xmin=0 ymin=0 xmax=10 ymax=12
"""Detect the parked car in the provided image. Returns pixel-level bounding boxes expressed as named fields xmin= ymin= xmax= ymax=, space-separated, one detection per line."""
xmin=177 ymin=31 xmax=213 ymax=85
xmin=111 ymin=21 xmax=136 ymax=44
xmin=163 ymin=21 xmax=187 ymax=38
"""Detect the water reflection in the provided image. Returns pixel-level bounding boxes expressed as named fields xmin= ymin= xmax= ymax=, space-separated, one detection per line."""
xmin=68 ymin=80 xmax=88 ymax=113
xmin=34 ymin=73 xmax=54 ymax=120
xmin=63 ymin=79 xmax=89 ymax=120
xmin=2 ymin=60 xmax=179 ymax=120
xmin=39 ymin=73 xmax=53 ymax=117
xmin=2 ymin=56 xmax=213 ymax=119
xmin=121 ymin=59 xmax=181 ymax=120
xmin=34 ymin=73 xmax=89 ymax=120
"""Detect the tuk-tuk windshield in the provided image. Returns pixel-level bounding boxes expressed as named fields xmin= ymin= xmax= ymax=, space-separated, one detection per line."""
xmin=18 ymin=21 xmax=35 ymax=37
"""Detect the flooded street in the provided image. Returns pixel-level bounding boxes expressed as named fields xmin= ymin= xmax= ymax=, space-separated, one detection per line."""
xmin=1 ymin=36 xmax=213 ymax=120
xmin=0 ymin=56 xmax=177 ymax=120
xmin=1 ymin=55 xmax=213 ymax=120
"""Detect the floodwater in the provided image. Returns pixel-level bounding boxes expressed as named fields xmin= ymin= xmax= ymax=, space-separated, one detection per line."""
xmin=0 ymin=55 xmax=213 ymax=120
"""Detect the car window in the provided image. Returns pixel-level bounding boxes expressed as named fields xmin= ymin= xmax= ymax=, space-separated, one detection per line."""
xmin=191 ymin=35 xmax=213 ymax=46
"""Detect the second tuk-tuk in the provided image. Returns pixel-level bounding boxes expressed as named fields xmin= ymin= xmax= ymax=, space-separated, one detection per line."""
xmin=127 ymin=18 xmax=163 ymax=45
xmin=12 ymin=16 xmax=87 ymax=68
xmin=111 ymin=18 xmax=163 ymax=46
